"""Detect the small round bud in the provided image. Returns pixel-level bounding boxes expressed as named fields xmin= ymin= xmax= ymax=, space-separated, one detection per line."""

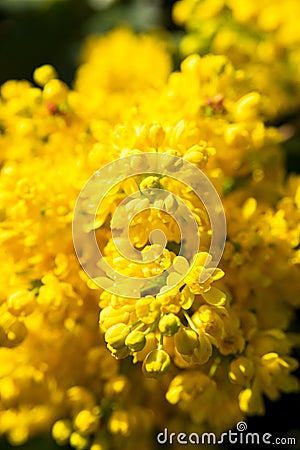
xmin=125 ymin=330 xmax=146 ymax=352
xmin=174 ymin=326 xmax=199 ymax=355
xmin=183 ymin=145 xmax=205 ymax=165
xmin=7 ymin=426 xmax=29 ymax=446
xmin=33 ymin=64 xmax=58 ymax=86
xmin=43 ymin=79 xmax=68 ymax=104
xmin=104 ymin=324 xmax=130 ymax=350
xmin=74 ymin=409 xmax=100 ymax=436
xmin=234 ymin=92 xmax=261 ymax=121
xmin=108 ymin=410 xmax=131 ymax=436
xmin=158 ymin=314 xmax=181 ymax=337
xmin=70 ymin=432 xmax=90 ymax=450
xmin=52 ymin=419 xmax=72 ymax=446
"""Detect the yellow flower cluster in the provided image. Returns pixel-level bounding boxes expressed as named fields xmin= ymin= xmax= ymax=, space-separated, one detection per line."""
xmin=0 ymin=26 xmax=299 ymax=449
xmin=173 ymin=0 xmax=300 ymax=119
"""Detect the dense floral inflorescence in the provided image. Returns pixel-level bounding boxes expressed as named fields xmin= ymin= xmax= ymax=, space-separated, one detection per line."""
xmin=173 ymin=0 xmax=300 ymax=120
xmin=0 ymin=24 xmax=299 ymax=450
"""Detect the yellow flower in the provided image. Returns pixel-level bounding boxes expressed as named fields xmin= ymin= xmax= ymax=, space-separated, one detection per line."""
xmin=174 ymin=326 xmax=199 ymax=355
xmin=173 ymin=0 xmax=300 ymax=118
xmin=135 ymin=297 xmax=161 ymax=324
xmin=33 ymin=65 xmax=58 ymax=87
xmin=0 ymin=18 xmax=299 ymax=449
xmin=184 ymin=252 xmax=224 ymax=294
xmin=52 ymin=420 xmax=72 ymax=446
xmin=74 ymin=410 xmax=100 ymax=436
xmin=108 ymin=410 xmax=131 ymax=436
xmin=229 ymin=356 xmax=255 ymax=385
xmin=166 ymin=371 xmax=216 ymax=423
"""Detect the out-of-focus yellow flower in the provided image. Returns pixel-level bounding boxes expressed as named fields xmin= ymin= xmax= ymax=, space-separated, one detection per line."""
xmin=33 ymin=64 xmax=58 ymax=87
xmin=166 ymin=372 xmax=216 ymax=423
xmin=173 ymin=0 xmax=300 ymax=119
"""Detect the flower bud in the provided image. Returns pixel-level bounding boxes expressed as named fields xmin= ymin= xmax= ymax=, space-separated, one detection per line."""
xmin=104 ymin=324 xmax=130 ymax=350
xmin=142 ymin=349 xmax=171 ymax=377
xmin=0 ymin=377 xmax=19 ymax=406
xmin=8 ymin=426 xmax=29 ymax=446
xmin=74 ymin=410 xmax=100 ymax=436
xmin=108 ymin=410 xmax=131 ymax=436
xmin=33 ymin=64 xmax=58 ymax=87
xmin=70 ymin=431 xmax=90 ymax=450
xmin=158 ymin=313 xmax=181 ymax=337
xmin=183 ymin=145 xmax=205 ymax=165
xmin=139 ymin=176 xmax=162 ymax=191
xmin=174 ymin=327 xmax=199 ymax=355
xmin=99 ymin=306 xmax=130 ymax=332
xmin=173 ymin=0 xmax=195 ymax=26
xmin=234 ymin=92 xmax=261 ymax=121
xmin=52 ymin=419 xmax=72 ymax=446
xmin=1 ymin=80 xmax=30 ymax=100
xmin=125 ymin=330 xmax=146 ymax=352
xmin=147 ymin=123 xmax=165 ymax=148
xmin=43 ymin=79 xmax=68 ymax=104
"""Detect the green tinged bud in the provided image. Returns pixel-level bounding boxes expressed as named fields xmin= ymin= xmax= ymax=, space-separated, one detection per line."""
xmin=174 ymin=326 xmax=199 ymax=355
xmin=125 ymin=330 xmax=146 ymax=352
xmin=140 ymin=176 xmax=162 ymax=191
xmin=158 ymin=313 xmax=181 ymax=336
xmin=104 ymin=324 xmax=130 ymax=350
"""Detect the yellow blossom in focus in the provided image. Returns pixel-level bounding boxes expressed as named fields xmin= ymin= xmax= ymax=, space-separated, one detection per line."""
xmin=0 ymin=21 xmax=298 ymax=450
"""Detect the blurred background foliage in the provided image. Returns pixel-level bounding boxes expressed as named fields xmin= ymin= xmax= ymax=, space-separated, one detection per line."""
xmin=0 ymin=1 xmax=299 ymax=449
xmin=0 ymin=0 xmax=177 ymax=86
